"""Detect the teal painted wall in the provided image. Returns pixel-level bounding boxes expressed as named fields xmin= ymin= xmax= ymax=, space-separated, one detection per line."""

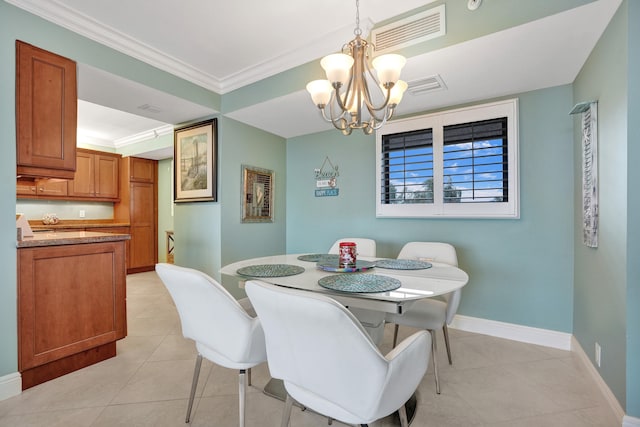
xmin=173 ymin=117 xmax=286 ymax=299
xmin=157 ymin=158 xmax=174 ymax=263
xmin=573 ymin=1 xmax=628 ymax=410
xmin=286 ymin=86 xmax=575 ymax=333
xmin=626 ymin=0 xmax=640 ymax=416
xmin=0 ymin=2 xmax=218 ymax=379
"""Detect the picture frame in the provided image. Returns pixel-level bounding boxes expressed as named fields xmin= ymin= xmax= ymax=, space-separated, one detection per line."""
xmin=241 ymin=165 xmax=274 ymax=223
xmin=174 ymin=118 xmax=217 ymax=202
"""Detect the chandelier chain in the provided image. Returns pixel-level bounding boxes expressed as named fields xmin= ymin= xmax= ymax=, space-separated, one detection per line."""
xmin=354 ymin=0 xmax=362 ymax=37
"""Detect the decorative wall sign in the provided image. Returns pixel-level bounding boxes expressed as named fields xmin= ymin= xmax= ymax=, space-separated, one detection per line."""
xmin=581 ymin=102 xmax=598 ymax=248
xmin=314 ymin=156 xmax=339 ymax=197
xmin=174 ymin=119 xmax=217 ymax=202
xmin=242 ymin=165 xmax=274 ymax=223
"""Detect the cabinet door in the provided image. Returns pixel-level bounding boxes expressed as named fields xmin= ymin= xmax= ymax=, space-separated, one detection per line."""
xmin=129 ymin=182 xmax=157 ymax=269
xmin=16 ymin=41 xmax=77 ymax=179
xmin=36 ymin=179 xmax=68 ymax=197
xmin=129 ymin=157 xmax=155 ymax=183
xmin=67 ymin=151 xmax=94 ymax=197
xmin=18 ymin=241 xmax=127 ymax=371
xmin=95 ymin=154 xmax=119 ymax=199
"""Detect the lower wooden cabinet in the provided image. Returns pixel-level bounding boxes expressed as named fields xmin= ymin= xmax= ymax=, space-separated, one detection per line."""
xmin=18 ymin=240 xmax=127 ymax=389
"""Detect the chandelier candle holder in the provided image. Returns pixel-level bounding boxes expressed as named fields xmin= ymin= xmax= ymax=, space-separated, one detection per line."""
xmin=306 ymin=0 xmax=408 ymax=135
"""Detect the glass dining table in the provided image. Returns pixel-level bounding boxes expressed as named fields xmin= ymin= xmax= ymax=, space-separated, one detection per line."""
xmin=220 ymin=253 xmax=469 ymax=316
xmin=220 ymin=253 xmax=469 ymax=426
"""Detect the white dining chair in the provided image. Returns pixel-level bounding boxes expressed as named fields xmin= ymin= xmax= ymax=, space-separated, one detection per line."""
xmin=245 ymin=280 xmax=430 ymax=427
xmin=328 ymin=237 xmax=377 ymax=257
xmin=155 ymin=263 xmax=267 ymax=426
xmin=384 ymin=242 xmax=461 ymax=394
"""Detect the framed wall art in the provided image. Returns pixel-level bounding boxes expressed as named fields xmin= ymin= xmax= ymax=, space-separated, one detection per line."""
xmin=241 ymin=165 xmax=274 ymax=223
xmin=174 ymin=118 xmax=217 ymax=202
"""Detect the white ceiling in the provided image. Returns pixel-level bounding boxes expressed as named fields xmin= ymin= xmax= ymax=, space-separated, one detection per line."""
xmin=7 ymin=0 xmax=622 ymax=157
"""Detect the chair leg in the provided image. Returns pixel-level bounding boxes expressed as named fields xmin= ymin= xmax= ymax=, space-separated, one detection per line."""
xmin=392 ymin=323 xmax=399 ymax=347
xmin=431 ymin=329 xmax=440 ymax=394
xmin=398 ymin=404 xmax=409 ymax=427
xmin=442 ymin=324 xmax=453 ymax=365
xmin=186 ymin=354 xmax=203 ymax=423
xmin=248 ymin=367 xmax=252 ymax=386
xmin=239 ymin=369 xmax=246 ymax=427
xmin=281 ymin=393 xmax=294 ymax=427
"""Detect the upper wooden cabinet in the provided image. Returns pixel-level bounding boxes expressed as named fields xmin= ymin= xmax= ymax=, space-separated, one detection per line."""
xmin=68 ymin=149 xmax=120 ymax=200
xmin=129 ymin=157 xmax=155 ymax=183
xmin=16 ymin=40 xmax=77 ymax=180
xmin=17 ymin=178 xmax=68 ymax=197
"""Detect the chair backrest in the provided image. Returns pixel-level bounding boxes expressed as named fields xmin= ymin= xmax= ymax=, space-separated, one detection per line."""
xmin=245 ymin=280 xmax=395 ymax=421
xmin=397 ymin=241 xmax=458 ymax=267
xmin=155 ymin=263 xmax=266 ymax=368
xmin=328 ymin=238 xmax=377 ymax=257
xmin=398 ymin=242 xmax=460 ymax=323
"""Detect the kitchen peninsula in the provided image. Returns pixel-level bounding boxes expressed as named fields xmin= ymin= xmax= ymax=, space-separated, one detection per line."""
xmin=16 ymin=230 xmax=129 ymax=389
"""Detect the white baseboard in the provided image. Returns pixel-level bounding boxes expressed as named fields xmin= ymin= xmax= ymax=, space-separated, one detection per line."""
xmin=0 ymin=372 xmax=21 ymax=401
xmin=450 ymin=314 xmax=572 ymax=350
xmin=449 ymin=315 xmax=636 ymax=426
xmin=624 ymin=416 xmax=640 ymax=427
xmin=572 ymin=337 xmax=626 ymax=423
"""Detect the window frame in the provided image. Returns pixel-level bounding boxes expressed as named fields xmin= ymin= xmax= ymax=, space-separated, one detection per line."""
xmin=376 ymin=98 xmax=519 ymax=218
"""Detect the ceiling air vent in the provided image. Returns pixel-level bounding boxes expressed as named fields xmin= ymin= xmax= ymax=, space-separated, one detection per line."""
xmin=137 ymin=104 xmax=162 ymax=113
xmin=407 ymin=75 xmax=447 ymax=96
xmin=372 ymin=5 xmax=446 ymax=54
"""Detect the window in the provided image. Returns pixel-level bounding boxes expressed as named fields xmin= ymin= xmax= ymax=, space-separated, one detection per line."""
xmin=376 ymin=99 xmax=519 ymax=218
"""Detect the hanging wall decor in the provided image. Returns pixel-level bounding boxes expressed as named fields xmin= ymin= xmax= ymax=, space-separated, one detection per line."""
xmin=174 ymin=119 xmax=217 ymax=202
xmin=241 ymin=165 xmax=274 ymax=223
xmin=314 ymin=156 xmax=339 ymax=197
xmin=571 ymin=101 xmax=598 ymax=248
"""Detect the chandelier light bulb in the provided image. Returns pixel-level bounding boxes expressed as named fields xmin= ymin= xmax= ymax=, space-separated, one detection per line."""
xmin=321 ymin=53 xmax=354 ymax=87
xmin=372 ymin=54 xmax=406 ymax=85
xmin=306 ymin=0 xmax=408 ymax=134
xmin=306 ymin=80 xmax=333 ymax=107
xmin=388 ymin=80 xmax=408 ymax=105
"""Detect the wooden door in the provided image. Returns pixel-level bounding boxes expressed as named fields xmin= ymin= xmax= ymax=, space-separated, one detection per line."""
xmin=129 ymin=182 xmax=157 ymax=270
xmin=129 ymin=157 xmax=155 ymax=182
xmin=95 ymin=154 xmax=119 ymax=199
xmin=67 ymin=151 xmax=94 ymax=197
xmin=16 ymin=41 xmax=77 ymax=179
xmin=18 ymin=242 xmax=127 ymax=371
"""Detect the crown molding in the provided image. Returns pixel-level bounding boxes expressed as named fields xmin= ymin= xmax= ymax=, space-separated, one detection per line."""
xmin=7 ymin=0 xmax=377 ymax=94
xmin=6 ymin=0 xmax=223 ymax=92
xmin=114 ymin=124 xmax=174 ymax=148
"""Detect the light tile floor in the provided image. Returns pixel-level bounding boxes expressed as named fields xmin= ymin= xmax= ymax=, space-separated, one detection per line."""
xmin=0 ymin=271 xmax=620 ymax=427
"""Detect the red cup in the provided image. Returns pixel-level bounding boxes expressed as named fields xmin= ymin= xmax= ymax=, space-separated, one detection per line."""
xmin=339 ymin=242 xmax=357 ymax=268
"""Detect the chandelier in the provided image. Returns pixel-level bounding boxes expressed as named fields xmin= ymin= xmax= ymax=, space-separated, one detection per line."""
xmin=306 ymin=0 xmax=407 ymax=135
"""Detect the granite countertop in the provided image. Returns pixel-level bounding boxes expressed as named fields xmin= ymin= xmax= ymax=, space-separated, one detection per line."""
xmin=17 ymin=231 xmax=131 ymax=248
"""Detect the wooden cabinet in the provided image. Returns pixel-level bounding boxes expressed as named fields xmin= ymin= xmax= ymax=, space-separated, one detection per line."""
xmin=16 ymin=40 xmax=77 ymax=180
xmin=17 ymin=149 xmax=120 ymax=201
xmin=115 ymin=157 xmax=158 ymax=273
xmin=129 ymin=157 xmax=155 ymax=183
xmin=18 ymin=240 xmax=127 ymax=389
xmin=93 ymin=227 xmax=131 ymax=266
xmin=17 ymin=178 xmax=68 ymax=197
xmin=67 ymin=149 xmax=120 ymax=200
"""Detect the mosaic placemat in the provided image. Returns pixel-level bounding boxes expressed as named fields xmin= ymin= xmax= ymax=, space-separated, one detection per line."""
xmin=374 ymin=259 xmax=433 ymax=270
xmin=316 ymin=260 xmax=376 ymax=273
xmin=297 ymin=254 xmax=340 ymax=262
xmin=318 ymin=274 xmax=401 ymax=293
xmin=237 ymin=264 xmax=305 ymax=278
